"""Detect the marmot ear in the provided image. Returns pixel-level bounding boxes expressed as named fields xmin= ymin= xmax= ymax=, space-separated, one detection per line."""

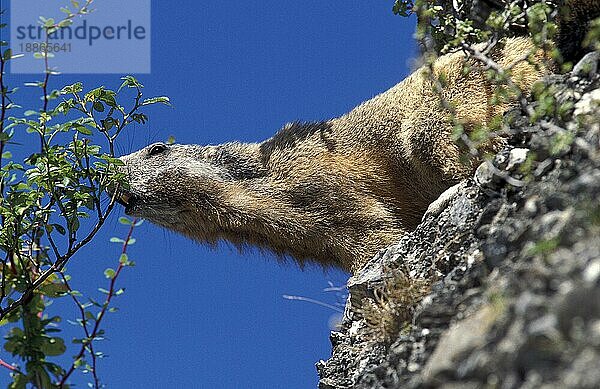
xmin=148 ymin=143 xmax=168 ymax=157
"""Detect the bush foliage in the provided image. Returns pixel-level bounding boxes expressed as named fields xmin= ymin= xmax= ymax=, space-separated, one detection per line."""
xmin=0 ymin=3 xmax=168 ymax=387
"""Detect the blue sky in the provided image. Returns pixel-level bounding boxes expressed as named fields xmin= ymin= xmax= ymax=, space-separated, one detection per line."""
xmin=1 ymin=1 xmax=416 ymax=387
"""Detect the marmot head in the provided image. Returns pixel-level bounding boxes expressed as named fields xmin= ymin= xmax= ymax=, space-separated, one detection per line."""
xmin=116 ymin=141 xmax=266 ymax=235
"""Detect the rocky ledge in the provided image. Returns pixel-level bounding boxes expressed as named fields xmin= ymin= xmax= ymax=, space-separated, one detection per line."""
xmin=317 ymin=53 xmax=600 ymax=388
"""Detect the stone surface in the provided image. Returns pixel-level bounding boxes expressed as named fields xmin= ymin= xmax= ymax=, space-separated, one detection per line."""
xmin=317 ymin=55 xmax=600 ymax=388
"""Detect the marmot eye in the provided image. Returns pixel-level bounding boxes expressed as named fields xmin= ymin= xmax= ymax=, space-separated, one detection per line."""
xmin=148 ymin=143 xmax=167 ymax=157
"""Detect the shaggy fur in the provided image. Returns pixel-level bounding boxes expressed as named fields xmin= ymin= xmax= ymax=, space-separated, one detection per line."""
xmin=117 ymin=1 xmax=598 ymax=274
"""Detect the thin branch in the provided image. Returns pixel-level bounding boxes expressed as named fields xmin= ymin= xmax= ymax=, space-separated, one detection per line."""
xmin=0 ymin=192 xmax=118 ymax=320
xmin=282 ymin=295 xmax=344 ymax=313
xmin=0 ymin=357 xmax=23 ymax=375
xmin=59 ymin=218 xmax=138 ymax=388
xmin=59 ymin=271 xmax=99 ymax=386
xmin=1 ymin=15 xmax=10 ymax=309
xmin=460 ymin=42 xmax=535 ymax=117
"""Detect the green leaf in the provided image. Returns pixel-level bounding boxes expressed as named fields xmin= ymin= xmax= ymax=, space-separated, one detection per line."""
xmin=39 ymin=282 xmax=69 ymax=297
xmin=141 ymin=96 xmax=171 ymax=106
xmin=75 ymin=125 xmax=93 ymax=135
xmin=8 ymin=372 xmax=27 ymax=389
xmin=61 ymin=82 xmax=83 ymax=94
xmin=99 ymin=90 xmax=118 ymax=107
xmin=130 ymin=113 xmax=148 ymax=124
xmin=119 ymin=253 xmax=128 ymax=264
xmin=104 ymin=268 xmax=116 ymax=279
xmin=40 ymin=337 xmax=66 ymax=356
xmin=126 ymin=238 xmax=136 ymax=245
xmin=10 ymin=54 xmax=25 ymax=60
xmin=43 ymin=17 xmax=56 ymax=28
xmin=58 ymin=19 xmax=73 ymax=28
xmin=118 ymin=216 xmax=132 ymax=225
xmin=118 ymin=75 xmax=143 ymax=91
xmin=101 ymin=117 xmax=117 ymax=130
xmin=110 ymin=237 xmax=125 ymax=243
xmin=93 ymin=101 xmax=105 ymax=112
xmin=52 ymin=224 xmax=67 ymax=235
xmin=85 ymin=311 xmax=95 ymax=322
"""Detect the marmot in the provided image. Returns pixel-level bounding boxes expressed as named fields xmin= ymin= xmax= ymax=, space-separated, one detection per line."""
xmin=116 ymin=1 xmax=599 ymax=274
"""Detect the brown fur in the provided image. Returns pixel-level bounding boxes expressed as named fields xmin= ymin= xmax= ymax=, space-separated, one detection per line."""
xmin=116 ymin=0 xmax=600 ymax=274
xmin=117 ymin=36 xmax=559 ymax=274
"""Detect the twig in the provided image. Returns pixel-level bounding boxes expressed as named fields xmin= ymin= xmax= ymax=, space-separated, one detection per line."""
xmin=58 ymin=272 xmax=98 ymax=387
xmin=0 ymin=357 xmax=22 ymax=374
xmin=0 ymin=192 xmax=118 ymax=320
xmin=282 ymin=295 xmax=344 ymax=313
xmin=1 ymin=13 xmax=11 ymax=308
xmin=59 ymin=217 xmax=138 ymax=388
xmin=460 ymin=42 xmax=536 ymax=117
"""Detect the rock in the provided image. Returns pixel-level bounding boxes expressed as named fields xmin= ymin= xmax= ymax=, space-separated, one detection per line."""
xmin=474 ymin=161 xmax=494 ymax=188
xmin=423 ymin=183 xmax=464 ymax=219
xmin=422 ymin=305 xmax=498 ymax=384
xmin=574 ymin=88 xmax=600 ymax=117
xmin=317 ymin=53 xmax=600 ymax=388
xmin=505 ymin=148 xmax=529 ymax=171
xmin=572 ymin=51 xmax=600 ymax=77
xmin=583 ymin=259 xmax=600 ymax=284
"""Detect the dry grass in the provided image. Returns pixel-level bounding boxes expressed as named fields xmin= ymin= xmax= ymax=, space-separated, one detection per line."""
xmin=360 ymin=267 xmax=432 ymax=342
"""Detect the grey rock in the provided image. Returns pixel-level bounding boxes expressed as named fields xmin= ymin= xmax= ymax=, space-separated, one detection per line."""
xmin=574 ymin=88 xmax=600 ymax=117
xmin=572 ymin=51 xmax=600 ymax=77
xmin=422 ymin=305 xmax=498 ymax=384
xmin=317 ymin=56 xmax=600 ymax=388
xmin=474 ymin=161 xmax=495 ymax=188
xmin=505 ymin=148 xmax=529 ymax=171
